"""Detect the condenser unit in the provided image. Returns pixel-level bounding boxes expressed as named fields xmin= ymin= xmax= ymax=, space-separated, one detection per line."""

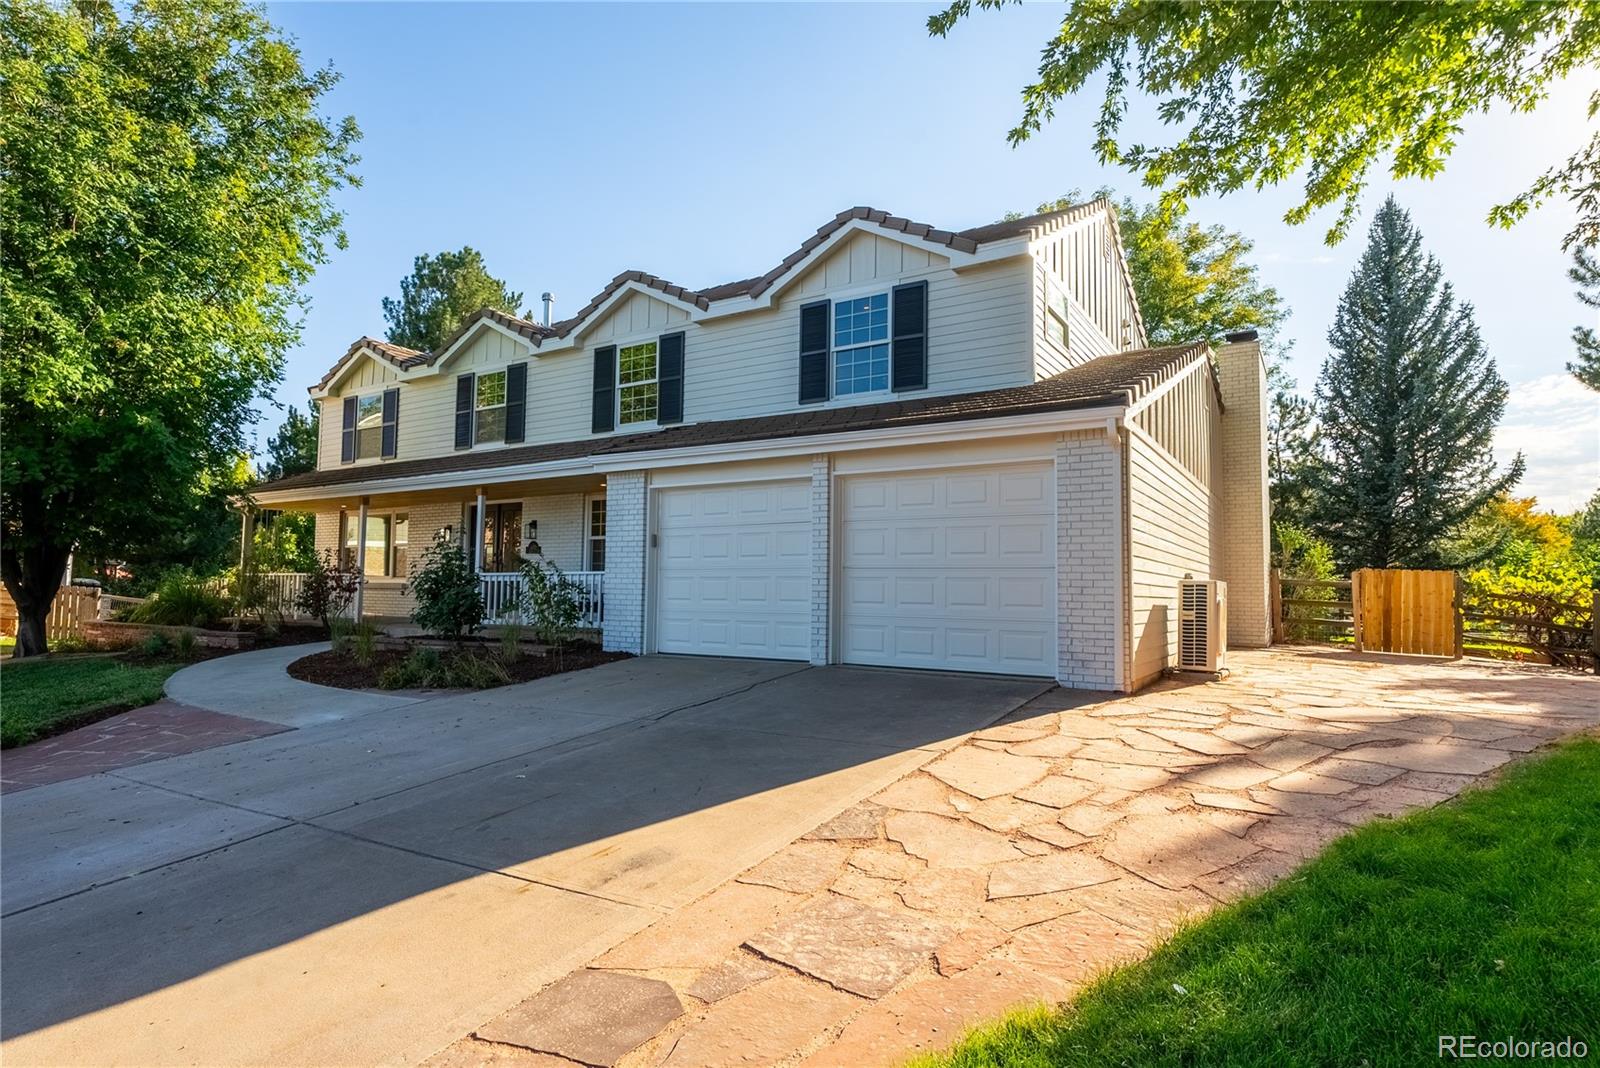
xmin=1177 ymin=578 xmax=1227 ymax=675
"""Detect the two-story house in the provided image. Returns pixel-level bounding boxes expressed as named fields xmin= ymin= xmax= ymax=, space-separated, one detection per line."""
xmin=250 ymin=199 xmax=1271 ymax=692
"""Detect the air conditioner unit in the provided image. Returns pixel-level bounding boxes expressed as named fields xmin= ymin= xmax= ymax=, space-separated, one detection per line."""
xmin=1178 ymin=578 xmax=1227 ymax=675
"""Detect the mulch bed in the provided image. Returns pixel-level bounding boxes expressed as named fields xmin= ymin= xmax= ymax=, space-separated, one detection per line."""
xmin=286 ymin=642 xmax=630 ymax=691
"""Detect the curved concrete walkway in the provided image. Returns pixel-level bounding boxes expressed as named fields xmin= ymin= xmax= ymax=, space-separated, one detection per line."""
xmin=165 ymin=643 xmax=422 ymax=727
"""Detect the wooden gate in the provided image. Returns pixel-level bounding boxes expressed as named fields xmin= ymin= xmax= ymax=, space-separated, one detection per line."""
xmin=1352 ymin=568 xmax=1460 ymax=657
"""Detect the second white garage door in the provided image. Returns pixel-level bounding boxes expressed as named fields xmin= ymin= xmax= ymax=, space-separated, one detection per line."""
xmin=654 ymin=480 xmax=811 ymax=660
xmin=839 ymin=462 xmax=1056 ymax=676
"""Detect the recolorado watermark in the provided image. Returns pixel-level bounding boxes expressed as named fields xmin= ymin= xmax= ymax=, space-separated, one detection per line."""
xmin=1439 ymin=1035 xmax=1588 ymax=1059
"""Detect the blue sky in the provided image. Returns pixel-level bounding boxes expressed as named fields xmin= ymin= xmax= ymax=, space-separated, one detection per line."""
xmin=262 ymin=2 xmax=1599 ymax=510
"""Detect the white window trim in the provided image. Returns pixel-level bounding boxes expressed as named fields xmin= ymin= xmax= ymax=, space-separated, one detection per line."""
xmin=341 ymin=508 xmax=410 ymax=578
xmin=473 ymin=369 xmax=508 ymax=445
xmin=824 ymin=283 xmax=894 ymax=405
xmin=354 ymin=392 xmax=385 ymax=460
xmin=585 ymin=494 xmax=607 ymax=571
xmin=616 ymin=339 xmax=661 ymax=429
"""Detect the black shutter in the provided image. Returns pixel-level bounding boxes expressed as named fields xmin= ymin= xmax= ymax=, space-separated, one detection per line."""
xmin=380 ymin=388 xmax=399 ymax=459
xmin=454 ymin=373 xmax=475 ymax=449
xmin=340 ymin=396 xmax=356 ymax=463
xmin=592 ymin=345 xmax=616 ymax=433
xmin=891 ymin=281 xmax=928 ymax=392
xmin=657 ymin=332 xmax=685 ymax=424
xmin=798 ymin=299 xmax=830 ymax=403
xmin=505 ymin=362 xmax=527 ymax=443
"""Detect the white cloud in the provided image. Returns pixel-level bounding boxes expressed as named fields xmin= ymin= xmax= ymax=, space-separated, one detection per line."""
xmin=1493 ymin=374 xmax=1600 ymax=512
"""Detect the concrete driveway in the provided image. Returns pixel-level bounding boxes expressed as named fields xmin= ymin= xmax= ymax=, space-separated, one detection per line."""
xmin=0 ymin=654 xmax=1047 ymax=1066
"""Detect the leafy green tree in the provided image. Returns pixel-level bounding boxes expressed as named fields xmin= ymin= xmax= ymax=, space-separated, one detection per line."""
xmin=381 ymin=248 xmax=525 ymax=353
xmin=1310 ymin=198 xmax=1523 ymax=570
xmin=932 ymin=2 xmax=1600 ymax=247
xmin=1569 ymin=248 xmax=1600 ymax=392
xmin=259 ymin=402 xmax=321 ymax=482
xmin=1 ymin=0 xmax=359 ymax=656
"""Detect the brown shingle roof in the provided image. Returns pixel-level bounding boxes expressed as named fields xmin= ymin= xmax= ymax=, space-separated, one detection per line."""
xmin=267 ymin=342 xmax=1208 ymax=497
xmin=311 ymin=337 xmax=428 ymax=392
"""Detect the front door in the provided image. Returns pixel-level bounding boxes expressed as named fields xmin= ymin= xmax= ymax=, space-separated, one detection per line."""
xmin=467 ymin=502 xmax=523 ymax=572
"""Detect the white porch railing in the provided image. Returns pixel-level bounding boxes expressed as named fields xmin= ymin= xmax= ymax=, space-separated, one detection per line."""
xmin=261 ymin=572 xmax=310 ymax=618
xmin=479 ymin=570 xmax=604 ymax=630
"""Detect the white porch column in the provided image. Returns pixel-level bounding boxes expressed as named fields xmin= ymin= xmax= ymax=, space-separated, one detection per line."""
xmin=473 ymin=489 xmax=487 ymax=573
xmin=353 ymin=497 xmax=368 ymax=619
xmin=600 ymin=471 xmax=646 ymax=654
xmin=238 ymin=507 xmax=255 ymax=570
xmin=809 ymin=454 xmax=832 ymax=666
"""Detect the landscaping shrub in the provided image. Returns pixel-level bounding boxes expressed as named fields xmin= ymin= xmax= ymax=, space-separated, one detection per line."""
xmin=127 ymin=570 xmax=229 ymax=628
xmin=408 ymin=531 xmax=483 ymax=643
xmin=518 ymin=559 xmax=582 ymax=654
xmin=328 ymin=616 xmax=354 ymax=656
xmin=450 ymin=651 xmax=511 ymax=688
xmin=498 ymin=618 xmax=525 ymax=662
xmin=373 ymin=647 xmax=511 ymax=690
xmin=351 ymin=619 xmax=379 ymax=667
xmin=378 ymin=647 xmax=445 ymax=689
xmin=174 ymin=628 xmax=198 ymax=660
xmin=136 ymin=631 xmax=171 ymax=658
xmin=296 ymin=549 xmax=361 ymax=629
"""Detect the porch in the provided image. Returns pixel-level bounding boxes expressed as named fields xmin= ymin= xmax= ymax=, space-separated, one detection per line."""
xmin=247 ymin=472 xmax=611 ymax=631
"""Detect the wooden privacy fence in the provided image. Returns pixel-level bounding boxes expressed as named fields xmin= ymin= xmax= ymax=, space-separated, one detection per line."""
xmin=1352 ymin=568 xmax=1459 ymax=657
xmin=0 ymin=584 xmax=102 ymax=641
xmin=1274 ymin=567 xmax=1600 ymax=672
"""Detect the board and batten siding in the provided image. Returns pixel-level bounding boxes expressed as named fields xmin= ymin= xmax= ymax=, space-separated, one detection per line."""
xmin=1031 ymin=261 xmax=1119 ymax=379
xmin=1031 ymin=212 xmax=1141 ymax=363
xmin=315 ymin=232 xmax=1038 ymax=470
xmin=315 ymin=357 xmax=400 ymax=469
xmin=1125 ymin=384 xmax=1221 ymax=689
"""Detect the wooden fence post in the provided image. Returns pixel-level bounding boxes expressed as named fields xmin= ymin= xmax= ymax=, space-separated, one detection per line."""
xmin=1453 ymin=574 xmax=1466 ymax=660
xmin=1591 ymin=590 xmax=1599 ymax=675
xmin=1269 ymin=568 xmax=1284 ymax=645
xmin=1351 ymin=569 xmax=1364 ymax=652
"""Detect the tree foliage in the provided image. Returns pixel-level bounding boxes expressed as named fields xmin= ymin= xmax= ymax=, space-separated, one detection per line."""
xmin=931 ymin=1 xmax=1600 ymax=247
xmin=259 ymin=402 xmax=321 ymax=482
xmin=1569 ymin=248 xmax=1600 ymax=392
xmin=381 ymin=248 xmax=525 ymax=353
xmin=1 ymin=0 xmax=359 ymax=655
xmin=1310 ymin=198 xmax=1522 ymax=570
xmin=295 ymin=549 xmax=360 ymax=630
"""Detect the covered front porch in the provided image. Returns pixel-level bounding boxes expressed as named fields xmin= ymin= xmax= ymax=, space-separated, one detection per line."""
xmin=248 ymin=472 xmax=610 ymax=630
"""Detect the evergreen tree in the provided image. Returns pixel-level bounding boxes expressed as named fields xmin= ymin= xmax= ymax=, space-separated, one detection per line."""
xmin=1568 ymin=247 xmax=1600 ymax=391
xmin=1310 ymin=197 xmax=1523 ymax=570
xmin=258 ymin=402 xmax=320 ymax=481
xmin=382 ymin=247 xmax=524 ymax=352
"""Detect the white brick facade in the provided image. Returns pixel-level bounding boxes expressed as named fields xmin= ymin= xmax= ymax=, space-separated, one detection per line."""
xmin=1216 ymin=336 xmax=1272 ymax=648
xmin=601 ymin=470 xmax=647 ymax=654
xmin=809 ymin=454 xmax=832 ymax=665
xmin=1056 ymin=430 xmax=1123 ymax=690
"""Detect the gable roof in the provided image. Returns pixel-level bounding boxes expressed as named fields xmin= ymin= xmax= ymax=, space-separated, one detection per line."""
xmin=312 ymin=337 xmax=427 ymax=393
xmin=270 ymin=341 xmax=1208 ymax=496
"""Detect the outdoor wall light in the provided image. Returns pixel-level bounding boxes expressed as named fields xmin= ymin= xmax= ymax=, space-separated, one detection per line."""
xmin=524 ymin=519 xmax=541 ymax=557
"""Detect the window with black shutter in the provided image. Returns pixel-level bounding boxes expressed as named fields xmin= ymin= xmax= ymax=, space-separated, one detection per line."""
xmin=454 ymin=373 xmax=475 ymax=449
xmin=798 ymin=300 xmax=830 ymax=403
xmin=340 ymin=396 xmax=357 ymax=464
xmin=657 ymin=332 xmax=684 ymax=424
xmin=890 ymin=281 xmax=928 ymax=392
xmin=380 ymin=388 xmax=399 ymax=458
xmin=592 ymin=346 xmax=617 ymax=433
xmin=505 ymin=362 xmax=527 ymax=443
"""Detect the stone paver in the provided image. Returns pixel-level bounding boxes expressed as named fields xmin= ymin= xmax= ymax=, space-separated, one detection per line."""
xmin=0 ymin=699 xmax=288 ymax=793
xmin=446 ymin=649 xmax=1600 ymax=1068
xmin=745 ymin=894 xmax=956 ymax=999
xmin=478 ymin=970 xmax=682 ymax=1067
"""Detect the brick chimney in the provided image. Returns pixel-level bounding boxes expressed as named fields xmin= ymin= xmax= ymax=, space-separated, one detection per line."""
xmin=1216 ymin=330 xmax=1272 ymax=647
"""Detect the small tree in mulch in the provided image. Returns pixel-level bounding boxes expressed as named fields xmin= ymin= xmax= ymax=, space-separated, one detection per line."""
xmin=408 ymin=531 xmax=483 ymax=645
xmin=518 ymin=559 xmax=583 ymax=667
xmin=296 ymin=549 xmax=361 ymax=630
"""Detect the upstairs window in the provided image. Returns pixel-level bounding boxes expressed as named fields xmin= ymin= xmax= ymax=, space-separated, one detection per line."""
xmin=475 ymin=370 xmax=506 ymax=444
xmin=618 ymin=341 xmax=658 ymax=425
xmin=356 ymin=394 xmax=383 ymax=458
xmin=833 ymin=294 xmax=889 ymax=396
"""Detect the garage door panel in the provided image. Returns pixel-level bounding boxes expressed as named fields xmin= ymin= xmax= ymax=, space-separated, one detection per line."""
xmin=655 ymin=480 xmax=810 ymax=661
xmin=840 ymin=463 xmax=1055 ymax=677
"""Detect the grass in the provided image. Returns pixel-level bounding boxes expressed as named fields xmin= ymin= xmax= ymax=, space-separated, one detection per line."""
xmin=916 ymin=738 xmax=1600 ymax=1068
xmin=0 ymin=655 xmax=182 ymax=747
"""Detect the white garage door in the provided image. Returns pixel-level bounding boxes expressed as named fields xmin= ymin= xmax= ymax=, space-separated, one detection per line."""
xmin=654 ymin=480 xmax=811 ymax=660
xmin=840 ymin=463 xmax=1056 ymax=676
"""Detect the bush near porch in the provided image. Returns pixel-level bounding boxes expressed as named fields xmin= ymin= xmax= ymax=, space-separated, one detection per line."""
xmin=915 ymin=737 xmax=1600 ymax=1068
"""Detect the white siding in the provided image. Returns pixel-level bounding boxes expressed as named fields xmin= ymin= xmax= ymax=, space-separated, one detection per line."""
xmin=1126 ymin=380 xmax=1221 ymax=689
xmin=315 ymin=233 xmax=1037 ymax=472
xmin=1029 ymin=211 xmax=1142 ymax=381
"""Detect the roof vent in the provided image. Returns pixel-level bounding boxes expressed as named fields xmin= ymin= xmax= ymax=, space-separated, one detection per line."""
xmin=541 ymin=292 xmax=555 ymax=327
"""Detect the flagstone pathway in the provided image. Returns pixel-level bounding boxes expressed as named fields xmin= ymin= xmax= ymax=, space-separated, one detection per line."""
xmin=425 ymin=648 xmax=1599 ymax=1068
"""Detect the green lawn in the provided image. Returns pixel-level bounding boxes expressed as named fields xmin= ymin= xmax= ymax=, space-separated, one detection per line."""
xmin=0 ymin=655 xmax=181 ymax=747
xmin=917 ymin=738 xmax=1600 ymax=1068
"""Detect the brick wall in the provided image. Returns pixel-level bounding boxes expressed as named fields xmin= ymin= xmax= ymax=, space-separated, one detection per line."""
xmin=1056 ymin=430 xmax=1123 ymax=690
xmin=521 ymin=493 xmax=587 ymax=572
xmin=1216 ymin=335 xmax=1272 ymax=647
xmin=602 ymin=471 xmax=647 ymax=654
xmin=810 ymin=454 xmax=832 ymax=665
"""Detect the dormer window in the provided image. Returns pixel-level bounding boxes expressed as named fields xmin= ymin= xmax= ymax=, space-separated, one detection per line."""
xmin=833 ymin=294 xmax=890 ymax=396
xmin=618 ymin=341 xmax=659 ymax=425
xmin=475 ymin=370 xmax=506 ymax=444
